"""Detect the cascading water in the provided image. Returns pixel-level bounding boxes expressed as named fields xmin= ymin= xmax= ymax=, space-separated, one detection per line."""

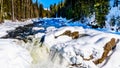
xmin=22 ymin=36 xmax=69 ymax=68
xmin=0 ymin=18 xmax=71 ymax=68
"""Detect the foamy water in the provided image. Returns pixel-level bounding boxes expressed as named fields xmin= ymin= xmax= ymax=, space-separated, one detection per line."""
xmin=22 ymin=37 xmax=68 ymax=68
xmin=30 ymin=45 xmax=68 ymax=68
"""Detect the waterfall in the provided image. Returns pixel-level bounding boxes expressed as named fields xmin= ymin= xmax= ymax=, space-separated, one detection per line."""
xmin=21 ymin=36 xmax=69 ymax=68
xmin=31 ymin=48 xmax=68 ymax=68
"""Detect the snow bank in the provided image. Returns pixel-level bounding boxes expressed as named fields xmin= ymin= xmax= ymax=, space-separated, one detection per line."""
xmin=0 ymin=19 xmax=33 ymax=37
xmin=44 ymin=26 xmax=120 ymax=68
xmin=44 ymin=26 xmax=85 ymax=48
xmin=0 ymin=39 xmax=32 ymax=68
xmin=0 ymin=18 xmax=120 ymax=68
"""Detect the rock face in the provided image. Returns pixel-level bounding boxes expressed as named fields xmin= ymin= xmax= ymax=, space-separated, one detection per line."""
xmin=93 ymin=38 xmax=117 ymax=64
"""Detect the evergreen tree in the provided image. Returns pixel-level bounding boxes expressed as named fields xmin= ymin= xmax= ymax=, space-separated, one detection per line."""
xmin=39 ymin=4 xmax=44 ymax=18
xmin=94 ymin=0 xmax=109 ymax=27
xmin=0 ymin=0 xmax=3 ymax=22
xmin=32 ymin=0 xmax=39 ymax=18
xmin=54 ymin=0 xmax=109 ymax=27
xmin=50 ymin=4 xmax=54 ymax=17
xmin=57 ymin=5 xmax=61 ymax=17
xmin=3 ymin=0 xmax=12 ymax=19
xmin=12 ymin=0 xmax=15 ymax=21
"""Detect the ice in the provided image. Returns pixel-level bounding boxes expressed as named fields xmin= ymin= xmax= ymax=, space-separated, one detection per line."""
xmin=0 ymin=39 xmax=32 ymax=68
xmin=0 ymin=17 xmax=120 ymax=68
xmin=44 ymin=25 xmax=120 ymax=68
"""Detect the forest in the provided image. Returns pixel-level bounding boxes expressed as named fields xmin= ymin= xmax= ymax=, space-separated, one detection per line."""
xmin=0 ymin=0 xmax=120 ymax=27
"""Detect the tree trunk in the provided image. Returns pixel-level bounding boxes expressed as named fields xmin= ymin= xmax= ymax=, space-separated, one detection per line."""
xmin=0 ymin=0 xmax=3 ymax=23
xmin=12 ymin=0 xmax=15 ymax=21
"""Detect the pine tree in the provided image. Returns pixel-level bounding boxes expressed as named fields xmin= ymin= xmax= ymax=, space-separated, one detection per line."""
xmin=94 ymin=0 xmax=109 ymax=27
xmin=30 ymin=0 xmax=34 ymax=18
xmin=0 ymin=0 xmax=46 ymax=21
xmin=2 ymin=0 xmax=12 ymax=19
xmin=54 ymin=0 xmax=109 ymax=27
xmin=53 ymin=3 xmax=57 ymax=17
xmin=50 ymin=4 xmax=54 ymax=17
xmin=11 ymin=0 xmax=15 ymax=21
xmin=32 ymin=0 xmax=39 ymax=18
xmin=57 ymin=5 xmax=61 ymax=17
xmin=0 ymin=0 xmax=3 ymax=22
xmin=39 ymin=4 xmax=44 ymax=18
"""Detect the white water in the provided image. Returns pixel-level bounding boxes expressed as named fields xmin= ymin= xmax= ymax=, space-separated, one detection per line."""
xmin=31 ymin=49 xmax=68 ymax=68
xmin=22 ymin=36 xmax=69 ymax=68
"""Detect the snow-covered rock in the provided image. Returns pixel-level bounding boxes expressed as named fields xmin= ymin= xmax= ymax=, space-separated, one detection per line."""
xmin=0 ymin=18 xmax=120 ymax=68
xmin=0 ymin=19 xmax=33 ymax=37
xmin=44 ymin=26 xmax=120 ymax=68
xmin=0 ymin=39 xmax=32 ymax=68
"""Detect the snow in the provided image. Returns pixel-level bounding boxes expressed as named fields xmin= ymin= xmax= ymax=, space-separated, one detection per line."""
xmin=0 ymin=39 xmax=32 ymax=68
xmin=34 ymin=33 xmax=45 ymax=38
xmin=44 ymin=25 xmax=120 ymax=68
xmin=0 ymin=19 xmax=33 ymax=68
xmin=46 ymin=26 xmax=57 ymax=33
xmin=32 ymin=27 xmax=45 ymax=31
xmin=0 ymin=19 xmax=33 ymax=37
xmin=1 ymin=1 xmax=120 ymax=68
xmin=0 ymin=14 xmax=120 ymax=68
xmin=102 ymin=51 xmax=120 ymax=68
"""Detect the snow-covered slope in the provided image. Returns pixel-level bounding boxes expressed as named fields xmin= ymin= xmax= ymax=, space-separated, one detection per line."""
xmin=43 ymin=26 xmax=120 ymax=68
xmin=0 ymin=20 xmax=33 ymax=68
xmin=0 ymin=20 xmax=33 ymax=37
xmin=0 ymin=18 xmax=120 ymax=68
xmin=0 ymin=39 xmax=32 ymax=68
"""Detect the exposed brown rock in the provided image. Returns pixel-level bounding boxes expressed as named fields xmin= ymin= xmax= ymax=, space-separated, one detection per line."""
xmin=55 ymin=30 xmax=90 ymax=39
xmin=70 ymin=31 xmax=79 ymax=39
xmin=104 ymin=38 xmax=116 ymax=51
xmin=55 ymin=30 xmax=71 ymax=38
xmin=55 ymin=30 xmax=80 ymax=39
xmin=93 ymin=38 xmax=118 ymax=65
xmin=62 ymin=30 xmax=71 ymax=36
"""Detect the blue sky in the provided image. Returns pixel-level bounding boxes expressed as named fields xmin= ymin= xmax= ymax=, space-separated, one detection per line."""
xmin=32 ymin=0 xmax=63 ymax=8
